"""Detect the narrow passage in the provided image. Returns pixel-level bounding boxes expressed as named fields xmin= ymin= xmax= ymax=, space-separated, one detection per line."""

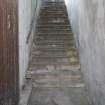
xmin=27 ymin=0 xmax=90 ymax=105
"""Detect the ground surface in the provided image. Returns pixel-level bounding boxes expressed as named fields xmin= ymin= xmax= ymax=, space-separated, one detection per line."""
xmin=28 ymin=87 xmax=90 ymax=105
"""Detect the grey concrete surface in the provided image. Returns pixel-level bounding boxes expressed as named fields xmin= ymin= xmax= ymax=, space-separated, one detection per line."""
xmin=28 ymin=87 xmax=90 ymax=105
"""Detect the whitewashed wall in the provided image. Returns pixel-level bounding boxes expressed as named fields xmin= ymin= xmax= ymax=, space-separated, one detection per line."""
xmin=19 ymin=0 xmax=42 ymax=88
xmin=65 ymin=0 xmax=105 ymax=105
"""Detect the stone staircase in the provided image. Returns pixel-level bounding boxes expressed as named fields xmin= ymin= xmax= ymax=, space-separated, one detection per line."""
xmin=26 ymin=0 xmax=84 ymax=88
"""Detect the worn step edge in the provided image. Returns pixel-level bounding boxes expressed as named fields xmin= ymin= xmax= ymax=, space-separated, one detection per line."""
xmin=32 ymin=83 xmax=85 ymax=88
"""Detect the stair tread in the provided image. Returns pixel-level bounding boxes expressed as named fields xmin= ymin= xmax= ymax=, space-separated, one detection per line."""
xmin=31 ymin=53 xmax=77 ymax=56
xmin=27 ymin=68 xmax=81 ymax=74
xmin=32 ymin=75 xmax=82 ymax=81
xmin=30 ymin=62 xmax=79 ymax=66
xmin=33 ymin=47 xmax=76 ymax=51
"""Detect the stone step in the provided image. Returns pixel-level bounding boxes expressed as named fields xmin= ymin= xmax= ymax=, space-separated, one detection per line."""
xmin=35 ymin=36 xmax=73 ymax=40
xmin=34 ymin=44 xmax=75 ymax=48
xmin=28 ymin=64 xmax=80 ymax=71
xmin=31 ymin=50 xmax=74 ymax=55
xmin=31 ymin=50 xmax=77 ymax=55
xmin=40 ymin=12 xmax=68 ymax=16
xmin=35 ymin=44 xmax=74 ymax=47
xmin=34 ymin=42 xmax=74 ymax=45
xmin=32 ymin=48 xmax=77 ymax=53
xmin=37 ymin=30 xmax=72 ymax=33
xmin=37 ymin=25 xmax=70 ymax=27
xmin=40 ymin=10 xmax=66 ymax=14
xmin=38 ymin=22 xmax=69 ymax=25
xmin=37 ymin=32 xmax=73 ymax=35
xmin=30 ymin=74 xmax=83 ymax=88
xmin=41 ymin=22 xmax=68 ymax=25
xmin=42 ymin=1 xmax=65 ymax=4
xmin=35 ymin=37 xmax=73 ymax=40
xmin=35 ymin=35 xmax=73 ymax=38
xmin=41 ymin=7 xmax=66 ymax=10
xmin=43 ymin=0 xmax=64 ymax=2
xmin=30 ymin=60 xmax=79 ymax=66
xmin=34 ymin=42 xmax=74 ymax=46
xmin=35 ymin=38 xmax=74 ymax=42
xmin=30 ymin=58 xmax=78 ymax=64
xmin=37 ymin=27 xmax=71 ymax=30
xmin=32 ymin=82 xmax=85 ymax=88
xmin=40 ymin=11 xmax=67 ymax=14
xmin=37 ymin=27 xmax=70 ymax=30
xmin=31 ymin=51 xmax=77 ymax=57
xmin=41 ymin=3 xmax=65 ymax=6
xmin=34 ymin=40 xmax=74 ymax=44
xmin=31 ymin=55 xmax=78 ymax=59
xmin=37 ymin=28 xmax=72 ymax=31
xmin=42 ymin=3 xmax=65 ymax=5
xmin=32 ymin=75 xmax=82 ymax=81
xmin=41 ymin=7 xmax=66 ymax=11
xmin=35 ymin=36 xmax=73 ymax=39
xmin=30 ymin=60 xmax=79 ymax=67
xmin=40 ymin=14 xmax=67 ymax=17
xmin=35 ymin=34 xmax=73 ymax=38
xmin=30 ymin=56 xmax=78 ymax=62
xmin=27 ymin=68 xmax=81 ymax=76
xmin=41 ymin=8 xmax=67 ymax=11
xmin=30 ymin=54 xmax=77 ymax=59
xmin=31 ymin=48 xmax=77 ymax=53
xmin=40 ymin=18 xmax=68 ymax=22
xmin=39 ymin=15 xmax=67 ymax=18
xmin=40 ymin=12 xmax=67 ymax=15
xmin=38 ymin=18 xmax=68 ymax=22
xmin=42 ymin=3 xmax=65 ymax=6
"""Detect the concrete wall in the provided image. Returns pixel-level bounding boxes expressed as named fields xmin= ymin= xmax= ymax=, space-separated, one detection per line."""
xmin=65 ymin=0 xmax=105 ymax=105
xmin=19 ymin=0 xmax=42 ymax=88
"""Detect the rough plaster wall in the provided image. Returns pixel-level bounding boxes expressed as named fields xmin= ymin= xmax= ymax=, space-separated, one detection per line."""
xmin=65 ymin=0 xmax=105 ymax=105
xmin=65 ymin=0 xmax=79 ymax=48
xmin=19 ymin=0 xmax=42 ymax=88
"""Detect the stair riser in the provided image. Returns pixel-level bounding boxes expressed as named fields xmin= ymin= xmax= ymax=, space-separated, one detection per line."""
xmin=41 ymin=6 xmax=66 ymax=9
xmin=39 ymin=18 xmax=69 ymax=21
xmin=38 ymin=22 xmax=69 ymax=25
xmin=32 ymin=48 xmax=76 ymax=51
xmin=34 ymin=41 xmax=74 ymax=44
xmin=35 ymin=42 xmax=74 ymax=45
xmin=41 ymin=15 xmax=67 ymax=18
xmin=35 ymin=38 xmax=74 ymax=41
xmin=40 ymin=12 xmax=68 ymax=15
xmin=30 ymin=62 xmax=80 ymax=67
xmin=28 ymin=65 xmax=80 ymax=71
xmin=37 ymin=29 xmax=71 ymax=32
xmin=36 ymin=33 xmax=73 ymax=35
xmin=36 ymin=34 xmax=73 ymax=36
xmin=37 ymin=26 xmax=70 ymax=29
